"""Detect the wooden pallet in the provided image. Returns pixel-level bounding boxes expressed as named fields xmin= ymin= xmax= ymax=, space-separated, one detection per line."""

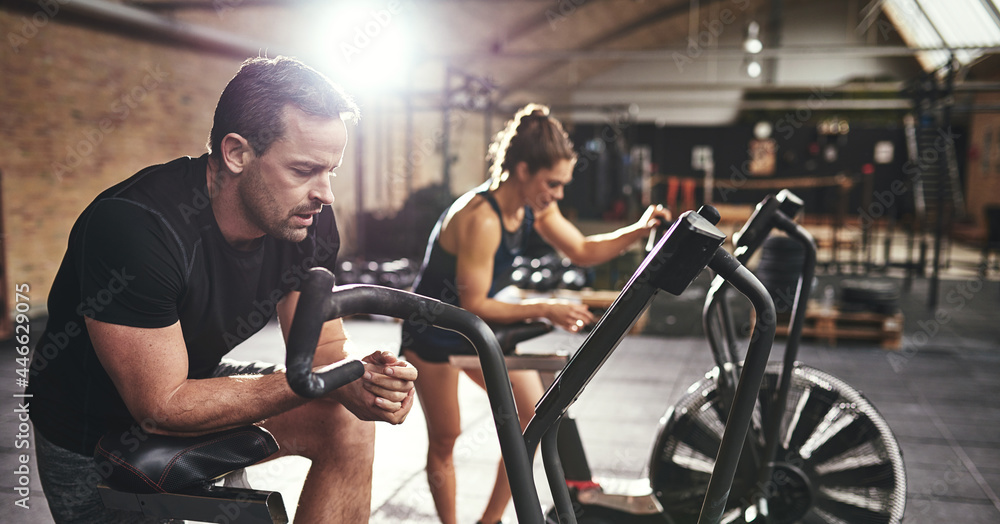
xmin=775 ymin=300 xmax=903 ymax=350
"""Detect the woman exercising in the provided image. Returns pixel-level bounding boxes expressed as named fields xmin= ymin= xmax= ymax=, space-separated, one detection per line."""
xmin=401 ymin=104 xmax=670 ymax=524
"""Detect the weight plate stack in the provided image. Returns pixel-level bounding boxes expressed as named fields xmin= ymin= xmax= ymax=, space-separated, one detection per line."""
xmin=839 ymin=279 xmax=900 ymax=315
xmin=754 ymin=235 xmax=807 ymax=314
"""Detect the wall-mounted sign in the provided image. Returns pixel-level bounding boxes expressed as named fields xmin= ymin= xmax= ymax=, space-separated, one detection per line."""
xmin=874 ymin=141 xmax=894 ymax=164
xmin=749 ymin=139 xmax=776 ymax=176
xmin=692 ymin=145 xmax=713 ymax=170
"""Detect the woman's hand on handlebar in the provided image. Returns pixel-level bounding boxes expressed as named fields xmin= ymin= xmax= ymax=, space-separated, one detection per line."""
xmin=637 ymin=204 xmax=672 ymax=232
xmin=323 ymin=350 xmax=417 ymax=424
xmin=540 ymin=300 xmax=595 ymax=333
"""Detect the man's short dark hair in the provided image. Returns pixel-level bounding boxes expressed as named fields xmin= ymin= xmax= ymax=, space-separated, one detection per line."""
xmin=208 ymin=56 xmax=360 ymax=160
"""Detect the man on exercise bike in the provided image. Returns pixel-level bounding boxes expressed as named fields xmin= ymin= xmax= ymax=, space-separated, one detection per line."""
xmin=26 ymin=56 xmax=417 ymax=523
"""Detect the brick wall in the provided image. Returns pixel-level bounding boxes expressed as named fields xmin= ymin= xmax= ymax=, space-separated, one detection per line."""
xmin=1 ymin=12 xmax=233 ymax=316
xmin=0 ymin=4 xmax=491 ymax=317
xmin=965 ymin=92 xmax=1000 ymax=234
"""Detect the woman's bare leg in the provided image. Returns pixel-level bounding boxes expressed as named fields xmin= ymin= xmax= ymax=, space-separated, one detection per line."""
xmin=406 ymin=350 xmax=463 ymax=524
xmin=464 ymin=368 xmax=544 ymax=524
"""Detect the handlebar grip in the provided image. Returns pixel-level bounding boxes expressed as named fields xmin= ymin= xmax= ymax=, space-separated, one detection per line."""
xmin=285 ymin=269 xmax=365 ymax=398
xmin=285 ymin=268 xmax=544 ymax=519
xmin=697 ymin=204 xmax=721 ymax=225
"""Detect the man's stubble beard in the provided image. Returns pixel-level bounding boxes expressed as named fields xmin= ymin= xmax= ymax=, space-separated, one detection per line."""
xmin=238 ymin=160 xmax=309 ymax=243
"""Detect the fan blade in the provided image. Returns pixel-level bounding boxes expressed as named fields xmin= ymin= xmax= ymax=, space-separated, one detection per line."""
xmin=806 ymin=417 xmax=873 ymax=465
xmin=818 ymin=462 xmax=897 ymax=490
xmin=813 ymin=489 xmax=892 ymax=524
xmin=673 ymin=408 xmax=726 ymax=461
xmin=784 ymin=385 xmax=839 ymax=452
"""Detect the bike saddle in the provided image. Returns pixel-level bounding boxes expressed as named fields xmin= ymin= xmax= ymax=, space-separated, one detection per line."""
xmin=492 ymin=321 xmax=554 ymax=354
xmin=95 ymin=425 xmax=279 ymax=494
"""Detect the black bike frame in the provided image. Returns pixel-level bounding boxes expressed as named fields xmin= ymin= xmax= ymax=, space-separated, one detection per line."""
xmin=286 ymin=207 xmax=777 ymax=524
xmin=700 ymin=191 xmax=819 ymax=511
xmin=527 ymin=210 xmax=776 ymax=524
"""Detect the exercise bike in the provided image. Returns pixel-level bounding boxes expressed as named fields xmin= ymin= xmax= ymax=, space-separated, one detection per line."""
xmin=552 ymin=190 xmax=907 ymax=523
xmin=95 ymin=205 xmax=777 ymax=524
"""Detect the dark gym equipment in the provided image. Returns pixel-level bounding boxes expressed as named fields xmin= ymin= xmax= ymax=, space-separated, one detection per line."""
xmin=509 ymin=251 xmax=593 ymax=292
xmin=654 ymin=190 xmax=905 ymax=523
xmin=552 ymin=190 xmax=906 ymax=524
xmin=284 ymin=206 xmax=775 ymax=524
xmin=335 ymin=258 xmax=419 ymax=290
xmin=979 ymin=205 xmax=1000 ymax=276
xmin=754 ymin=235 xmax=807 ymax=314
xmin=839 ymin=278 xmax=902 ymax=315
xmin=97 ymin=205 xmax=775 ymax=524
xmin=492 ymin=321 xmax=555 ymax=354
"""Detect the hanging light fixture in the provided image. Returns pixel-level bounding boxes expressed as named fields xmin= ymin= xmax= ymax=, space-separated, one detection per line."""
xmin=744 ymin=21 xmax=763 ymax=78
xmin=744 ymin=21 xmax=763 ymax=54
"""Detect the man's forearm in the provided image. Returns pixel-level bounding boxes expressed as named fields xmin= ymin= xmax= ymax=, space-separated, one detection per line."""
xmin=145 ymin=371 xmax=308 ymax=436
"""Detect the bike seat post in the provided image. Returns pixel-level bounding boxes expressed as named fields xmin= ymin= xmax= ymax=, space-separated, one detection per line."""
xmin=753 ymin=210 xmax=819 ymax=493
xmin=699 ymin=248 xmax=776 ymax=524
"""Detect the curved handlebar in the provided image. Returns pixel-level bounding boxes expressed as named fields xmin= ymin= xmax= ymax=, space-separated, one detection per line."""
xmin=731 ymin=190 xmax=803 ymax=263
xmin=285 ymin=269 xmax=365 ymax=399
xmin=285 ymin=267 xmax=544 ymax=522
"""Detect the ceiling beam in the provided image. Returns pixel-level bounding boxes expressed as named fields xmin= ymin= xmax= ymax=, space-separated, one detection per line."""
xmin=126 ymin=0 xmax=568 ymax=8
xmin=11 ymin=0 xmax=280 ymax=58
xmin=498 ymin=0 xmax=728 ymax=96
xmin=524 ymin=81 xmax=909 ymax=92
xmin=425 ymin=45 xmax=1000 ymax=62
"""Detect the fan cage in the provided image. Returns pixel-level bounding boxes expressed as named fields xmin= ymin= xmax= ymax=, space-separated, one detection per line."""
xmin=647 ymin=362 xmax=906 ymax=524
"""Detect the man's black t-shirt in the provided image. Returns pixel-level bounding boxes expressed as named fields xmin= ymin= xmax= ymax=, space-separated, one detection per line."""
xmin=27 ymin=154 xmax=340 ymax=455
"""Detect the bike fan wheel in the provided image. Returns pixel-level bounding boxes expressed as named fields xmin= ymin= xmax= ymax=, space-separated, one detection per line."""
xmin=649 ymin=363 xmax=906 ymax=524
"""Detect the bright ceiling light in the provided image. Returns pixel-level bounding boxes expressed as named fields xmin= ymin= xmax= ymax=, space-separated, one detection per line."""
xmin=305 ymin=2 xmax=413 ymax=93
xmin=747 ymin=60 xmax=762 ymax=78
xmin=744 ymin=20 xmax=763 ymax=54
